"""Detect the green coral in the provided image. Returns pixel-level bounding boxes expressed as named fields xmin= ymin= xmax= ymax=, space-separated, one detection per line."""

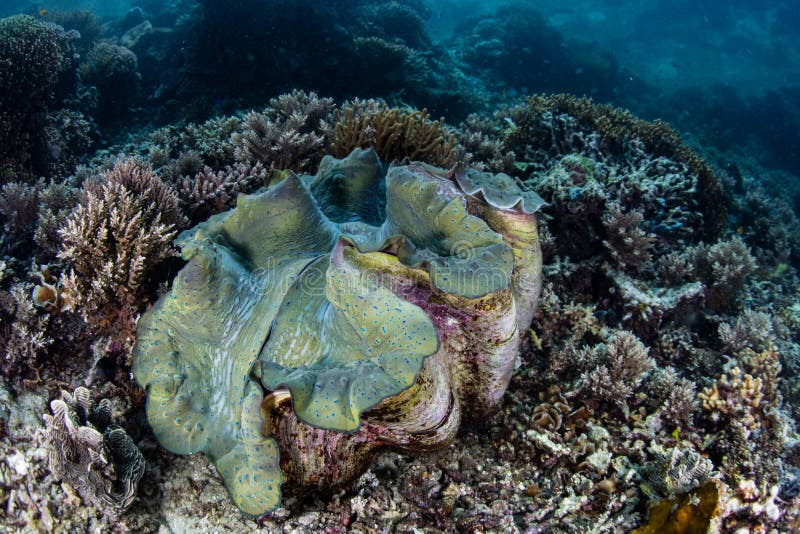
xmin=133 ymin=148 xmax=518 ymax=515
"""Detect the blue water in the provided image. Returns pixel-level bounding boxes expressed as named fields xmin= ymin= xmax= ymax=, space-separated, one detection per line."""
xmin=3 ymin=0 xmax=796 ymax=180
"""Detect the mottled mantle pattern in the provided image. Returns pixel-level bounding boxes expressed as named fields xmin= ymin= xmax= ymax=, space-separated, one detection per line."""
xmin=133 ymin=148 xmax=544 ymax=515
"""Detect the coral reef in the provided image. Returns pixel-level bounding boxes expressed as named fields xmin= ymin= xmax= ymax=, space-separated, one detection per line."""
xmin=55 ymin=158 xmax=186 ymax=348
xmin=574 ymin=330 xmax=655 ymax=412
xmin=0 ymin=283 xmax=52 ymax=381
xmin=0 ymin=14 xmax=83 ymax=181
xmin=42 ymin=387 xmax=144 ymax=514
xmin=331 ymin=100 xmax=463 ymax=167
xmin=133 ymin=148 xmax=544 ymax=514
xmin=78 ymin=41 xmax=140 ymax=119
xmin=232 ymin=90 xmax=335 ymax=174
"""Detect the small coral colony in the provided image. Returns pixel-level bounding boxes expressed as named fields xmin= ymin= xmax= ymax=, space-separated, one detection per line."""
xmin=1 ymin=4 xmax=800 ymax=533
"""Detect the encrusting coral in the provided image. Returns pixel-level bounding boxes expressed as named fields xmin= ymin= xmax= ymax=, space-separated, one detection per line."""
xmin=43 ymin=386 xmax=145 ymax=513
xmin=133 ymin=147 xmax=545 ymax=515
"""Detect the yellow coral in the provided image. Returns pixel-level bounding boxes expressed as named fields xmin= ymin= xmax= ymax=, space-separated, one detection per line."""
xmin=331 ymin=102 xmax=461 ymax=167
xmin=633 ymin=480 xmax=722 ymax=534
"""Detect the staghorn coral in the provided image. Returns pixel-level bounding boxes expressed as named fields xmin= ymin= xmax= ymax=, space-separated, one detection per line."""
xmin=0 ymin=283 xmax=52 ymax=381
xmin=456 ymin=112 xmax=517 ymax=174
xmin=56 ymin=159 xmax=186 ymax=347
xmin=645 ymin=367 xmax=698 ymax=430
xmin=179 ymin=115 xmax=243 ymax=169
xmin=575 ymin=330 xmax=655 ymax=412
xmin=691 ymin=236 xmax=757 ymax=311
xmin=133 ymin=148 xmax=544 ymax=515
xmin=233 ymin=90 xmax=335 ymax=174
xmin=43 ymin=387 xmax=145 ymax=514
xmin=177 ymin=162 xmax=268 ymax=223
xmin=602 ymin=203 xmax=656 ymax=271
xmin=331 ymin=101 xmax=463 ymax=167
xmin=719 ymin=309 xmax=775 ymax=354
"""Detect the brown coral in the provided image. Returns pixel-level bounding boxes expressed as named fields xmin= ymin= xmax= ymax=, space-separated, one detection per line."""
xmin=602 ymin=203 xmax=656 ymax=270
xmin=233 ymin=90 xmax=335 ymax=174
xmin=177 ymin=161 xmax=268 ymax=222
xmin=691 ymin=236 xmax=757 ymax=311
xmin=331 ymin=100 xmax=463 ymax=167
xmin=576 ymin=330 xmax=655 ymax=411
xmin=56 ymin=158 xmax=185 ymax=346
xmin=0 ymin=283 xmax=52 ymax=381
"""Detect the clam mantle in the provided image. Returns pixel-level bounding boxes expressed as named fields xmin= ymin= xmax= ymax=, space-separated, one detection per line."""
xmin=133 ymin=148 xmax=544 ymax=515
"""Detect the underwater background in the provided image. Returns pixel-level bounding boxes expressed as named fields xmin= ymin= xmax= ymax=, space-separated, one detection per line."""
xmin=1 ymin=0 xmax=799 ymax=532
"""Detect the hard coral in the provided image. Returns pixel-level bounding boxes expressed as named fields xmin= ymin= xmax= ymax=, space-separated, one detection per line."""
xmin=0 ymin=283 xmax=52 ymax=381
xmin=56 ymin=159 xmax=186 ymax=347
xmin=43 ymin=387 xmax=144 ymax=514
xmin=0 ymin=14 xmax=78 ymax=180
xmin=509 ymin=94 xmax=726 ymax=241
xmin=233 ymin=90 xmax=335 ymax=174
xmin=133 ymin=148 xmax=544 ymax=515
xmin=576 ymin=330 xmax=655 ymax=412
xmin=332 ymin=100 xmax=463 ymax=167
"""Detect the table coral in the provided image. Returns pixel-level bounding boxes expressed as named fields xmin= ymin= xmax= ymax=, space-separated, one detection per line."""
xmin=133 ymin=148 xmax=544 ymax=515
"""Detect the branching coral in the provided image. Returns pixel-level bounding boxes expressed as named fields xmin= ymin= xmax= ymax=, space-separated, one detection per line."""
xmin=698 ymin=345 xmax=785 ymax=487
xmin=179 ymin=115 xmax=242 ymax=169
xmin=0 ymin=283 xmax=52 ymax=381
xmin=645 ymin=367 xmax=698 ymax=430
xmin=602 ymin=203 xmax=656 ymax=270
xmin=233 ymin=90 xmax=335 ymax=174
xmin=719 ymin=309 xmax=775 ymax=354
xmin=177 ymin=162 xmax=268 ymax=222
xmin=43 ymin=387 xmax=145 ymax=514
xmin=691 ymin=236 xmax=757 ymax=311
xmin=575 ymin=330 xmax=655 ymax=412
xmin=56 ymin=159 xmax=186 ymax=346
xmin=456 ymin=112 xmax=517 ymax=174
xmin=331 ymin=100 xmax=463 ymax=167
xmin=0 ymin=179 xmax=80 ymax=260
xmin=133 ymin=148 xmax=544 ymax=515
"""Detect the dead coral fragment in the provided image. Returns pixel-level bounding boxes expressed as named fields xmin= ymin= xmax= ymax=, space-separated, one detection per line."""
xmin=332 ymin=101 xmax=462 ymax=167
xmin=43 ymin=387 xmax=144 ymax=513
